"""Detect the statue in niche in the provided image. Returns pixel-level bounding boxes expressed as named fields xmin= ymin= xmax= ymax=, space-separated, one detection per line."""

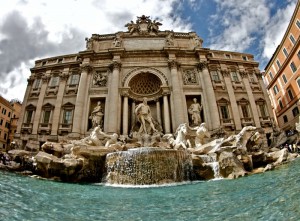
xmin=135 ymin=97 xmax=158 ymax=134
xmin=93 ymin=71 xmax=107 ymax=87
xmin=89 ymin=101 xmax=104 ymax=129
xmin=183 ymin=70 xmax=197 ymax=85
xmin=188 ymin=98 xmax=203 ymax=126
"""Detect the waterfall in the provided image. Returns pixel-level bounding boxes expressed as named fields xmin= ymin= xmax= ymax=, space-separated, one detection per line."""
xmin=104 ymin=147 xmax=193 ymax=185
xmin=204 ymin=154 xmax=222 ymax=179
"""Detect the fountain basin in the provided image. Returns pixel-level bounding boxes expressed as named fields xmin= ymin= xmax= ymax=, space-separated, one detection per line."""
xmin=104 ymin=147 xmax=192 ymax=185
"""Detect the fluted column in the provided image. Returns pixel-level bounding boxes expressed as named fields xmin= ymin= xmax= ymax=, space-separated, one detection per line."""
xmin=198 ymin=61 xmax=220 ymax=130
xmin=106 ymin=61 xmax=121 ymax=133
xmin=51 ymin=71 xmax=69 ymax=135
xmin=122 ymin=95 xmax=129 ymax=135
xmin=221 ymin=70 xmax=242 ymax=130
xmin=16 ymin=77 xmax=34 ymax=135
xmin=168 ymin=60 xmax=185 ymax=129
xmin=131 ymin=101 xmax=136 ymax=128
xmin=241 ymin=71 xmax=261 ymax=128
xmin=163 ymin=94 xmax=171 ymax=133
xmin=72 ymin=64 xmax=92 ymax=136
xmin=32 ymin=75 xmax=49 ymax=135
xmin=256 ymin=71 xmax=273 ymax=119
xmin=156 ymin=99 xmax=162 ymax=126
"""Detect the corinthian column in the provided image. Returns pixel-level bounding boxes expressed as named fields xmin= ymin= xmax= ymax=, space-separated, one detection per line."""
xmin=106 ymin=60 xmax=121 ymax=133
xmin=198 ymin=61 xmax=220 ymax=130
xmin=51 ymin=71 xmax=69 ymax=135
xmin=72 ymin=64 xmax=93 ymax=137
xmin=168 ymin=60 xmax=185 ymax=129
xmin=32 ymin=75 xmax=49 ymax=135
xmin=122 ymin=95 xmax=129 ymax=135
xmin=241 ymin=71 xmax=261 ymax=128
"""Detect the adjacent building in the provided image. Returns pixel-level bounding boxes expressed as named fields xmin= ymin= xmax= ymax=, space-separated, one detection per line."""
xmin=263 ymin=1 xmax=300 ymax=133
xmin=15 ymin=15 xmax=274 ymax=149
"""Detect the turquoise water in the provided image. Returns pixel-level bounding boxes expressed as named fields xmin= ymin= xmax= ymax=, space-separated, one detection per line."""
xmin=1 ymin=159 xmax=300 ymax=221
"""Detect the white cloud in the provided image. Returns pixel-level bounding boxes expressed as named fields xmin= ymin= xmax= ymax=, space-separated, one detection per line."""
xmin=208 ymin=0 xmax=270 ymax=52
xmin=0 ymin=0 xmax=192 ymax=101
xmin=261 ymin=1 xmax=297 ymax=59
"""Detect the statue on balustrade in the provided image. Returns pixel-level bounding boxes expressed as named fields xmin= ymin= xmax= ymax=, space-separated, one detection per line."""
xmin=89 ymin=101 xmax=104 ymax=129
xmin=188 ymin=98 xmax=203 ymax=126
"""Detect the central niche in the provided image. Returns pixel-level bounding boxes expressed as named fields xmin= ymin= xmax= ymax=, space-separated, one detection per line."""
xmin=129 ymin=72 xmax=162 ymax=96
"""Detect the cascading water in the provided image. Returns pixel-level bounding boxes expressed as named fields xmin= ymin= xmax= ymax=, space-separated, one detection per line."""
xmin=202 ymin=154 xmax=222 ymax=179
xmin=104 ymin=147 xmax=193 ymax=185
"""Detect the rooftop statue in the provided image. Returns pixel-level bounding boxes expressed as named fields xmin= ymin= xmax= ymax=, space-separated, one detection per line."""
xmin=125 ymin=15 xmax=162 ymax=35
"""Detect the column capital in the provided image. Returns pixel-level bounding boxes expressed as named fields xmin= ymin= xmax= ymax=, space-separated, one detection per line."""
xmin=42 ymin=75 xmax=50 ymax=83
xmin=110 ymin=60 xmax=122 ymax=71
xmin=255 ymin=71 xmax=263 ymax=80
xmin=221 ymin=69 xmax=230 ymax=77
xmin=59 ymin=72 xmax=70 ymax=81
xmin=80 ymin=63 xmax=93 ymax=73
xmin=239 ymin=71 xmax=248 ymax=79
xmin=168 ymin=59 xmax=179 ymax=69
xmin=27 ymin=76 xmax=35 ymax=85
xmin=197 ymin=61 xmax=208 ymax=71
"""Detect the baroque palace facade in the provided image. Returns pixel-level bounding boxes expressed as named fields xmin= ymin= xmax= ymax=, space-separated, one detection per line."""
xmin=15 ymin=15 xmax=274 ymax=148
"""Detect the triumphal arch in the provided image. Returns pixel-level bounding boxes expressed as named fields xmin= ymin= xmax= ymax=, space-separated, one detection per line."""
xmin=15 ymin=15 xmax=275 ymax=148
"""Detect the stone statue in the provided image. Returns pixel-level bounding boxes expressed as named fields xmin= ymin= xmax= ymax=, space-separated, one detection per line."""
xmin=165 ymin=123 xmax=191 ymax=150
xmin=93 ymin=72 xmax=107 ymax=87
xmin=85 ymin=37 xmax=93 ymax=50
xmin=125 ymin=21 xmax=138 ymax=34
xmin=188 ymin=98 xmax=202 ymax=126
xmin=97 ymin=130 xmax=119 ymax=148
xmin=149 ymin=20 xmax=162 ymax=33
xmin=166 ymin=33 xmax=174 ymax=46
xmin=190 ymin=123 xmax=210 ymax=148
xmin=135 ymin=97 xmax=157 ymax=134
xmin=113 ymin=36 xmax=121 ymax=47
xmin=89 ymin=101 xmax=104 ymax=128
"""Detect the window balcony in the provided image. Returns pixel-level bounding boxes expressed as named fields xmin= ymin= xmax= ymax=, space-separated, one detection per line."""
xmin=38 ymin=123 xmax=52 ymax=135
xmin=58 ymin=123 xmax=72 ymax=135
xmin=21 ymin=123 xmax=33 ymax=134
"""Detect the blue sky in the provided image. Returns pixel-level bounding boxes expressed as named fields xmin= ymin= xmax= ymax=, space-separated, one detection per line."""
xmin=0 ymin=0 xmax=297 ymax=101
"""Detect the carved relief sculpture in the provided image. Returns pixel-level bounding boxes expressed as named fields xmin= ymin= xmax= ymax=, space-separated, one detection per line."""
xmin=183 ymin=70 xmax=198 ymax=85
xmin=93 ymin=71 xmax=108 ymax=87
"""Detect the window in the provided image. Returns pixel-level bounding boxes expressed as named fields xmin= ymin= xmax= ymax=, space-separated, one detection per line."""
xmin=8 ymin=112 xmax=10 ymax=117
xmin=283 ymin=48 xmax=289 ymax=57
xmin=58 ymin=58 xmax=63 ymax=63
xmin=220 ymin=105 xmax=229 ymax=119
xmin=282 ymin=74 xmax=288 ymax=84
xmin=50 ymin=76 xmax=59 ymax=87
xmin=297 ymin=50 xmax=300 ymax=59
xmin=276 ymin=59 xmax=281 ymax=69
xmin=43 ymin=110 xmax=51 ymax=124
xmin=296 ymin=19 xmax=300 ymax=29
xmin=292 ymin=107 xmax=299 ymax=117
xmin=25 ymin=110 xmax=33 ymax=124
xmin=225 ymin=54 xmax=231 ymax=59
xmin=259 ymin=104 xmax=267 ymax=118
xmin=287 ymin=88 xmax=294 ymax=100
xmin=269 ymin=72 xmax=273 ymax=80
xmin=290 ymin=34 xmax=296 ymax=44
xmin=63 ymin=110 xmax=72 ymax=124
xmin=34 ymin=79 xmax=41 ymax=89
xmin=297 ymin=78 xmax=300 ymax=88
xmin=283 ymin=115 xmax=288 ymax=123
xmin=242 ymin=56 xmax=247 ymax=61
xmin=278 ymin=99 xmax=283 ymax=109
xmin=231 ymin=72 xmax=239 ymax=82
xmin=2 ymin=108 xmax=6 ymax=115
xmin=273 ymin=85 xmax=279 ymax=95
xmin=0 ymin=119 xmax=3 ymax=125
xmin=4 ymin=133 xmax=6 ymax=140
xmin=5 ymin=122 xmax=9 ymax=129
xmin=241 ymin=105 xmax=250 ymax=118
xmin=211 ymin=71 xmax=220 ymax=82
xmin=290 ymin=61 xmax=297 ymax=73
xmin=69 ymin=74 xmax=80 ymax=85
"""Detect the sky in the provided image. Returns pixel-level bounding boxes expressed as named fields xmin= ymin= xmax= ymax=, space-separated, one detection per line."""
xmin=0 ymin=0 xmax=298 ymax=102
